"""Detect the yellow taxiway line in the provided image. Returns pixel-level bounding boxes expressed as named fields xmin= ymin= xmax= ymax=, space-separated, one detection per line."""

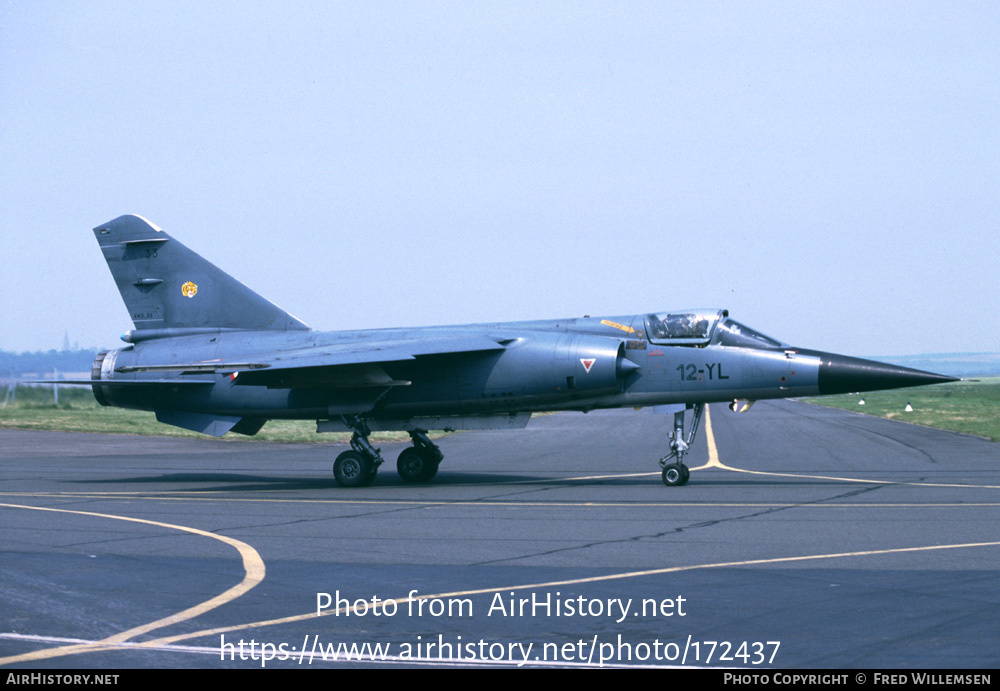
xmin=0 ymin=503 xmax=265 ymax=666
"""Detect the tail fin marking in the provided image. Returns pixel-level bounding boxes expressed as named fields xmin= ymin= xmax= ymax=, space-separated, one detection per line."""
xmin=94 ymin=215 xmax=310 ymax=334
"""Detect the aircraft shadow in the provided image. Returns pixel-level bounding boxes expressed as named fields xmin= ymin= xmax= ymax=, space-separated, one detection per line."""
xmin=71 ymin=470 xmax=673 ymax=491
xmin=69 ymin=470 xmax=866 ymax=492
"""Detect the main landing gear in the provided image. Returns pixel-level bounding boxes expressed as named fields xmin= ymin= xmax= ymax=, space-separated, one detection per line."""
xmin=396 ymin=429 xmax=444 ymax=483
xmin=332 ymin=420 xmax=445 ymax=487
xmin=659 ymin=402 xmax=705 ymax=487
xmin=333 ymin=416 xmax=384 ymax=488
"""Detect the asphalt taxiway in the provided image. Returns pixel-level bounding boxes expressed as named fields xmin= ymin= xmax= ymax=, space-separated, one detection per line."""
xmin=1 ymin=400 xmax=998 ymax=668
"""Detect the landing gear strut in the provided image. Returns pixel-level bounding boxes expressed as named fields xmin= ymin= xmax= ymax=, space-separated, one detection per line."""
xmin=333 ymin=416 xmax=384 ymax=487
xmin=659 ymin=403 xmax=704 ymax=487
xmin=397 ymin=429 xmax=443 ymax=482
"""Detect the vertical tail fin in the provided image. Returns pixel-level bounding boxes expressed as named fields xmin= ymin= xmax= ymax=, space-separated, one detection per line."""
xmin=94 ymin=215 xmax=310 ymax=336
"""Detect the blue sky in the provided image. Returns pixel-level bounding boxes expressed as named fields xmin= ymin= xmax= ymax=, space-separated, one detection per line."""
xmin=1 ymin=2 xmax=997 ymax=356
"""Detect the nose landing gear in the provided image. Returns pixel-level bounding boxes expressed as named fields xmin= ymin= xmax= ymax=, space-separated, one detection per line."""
xmin=658 ymin=402 xmax=704 ymax=487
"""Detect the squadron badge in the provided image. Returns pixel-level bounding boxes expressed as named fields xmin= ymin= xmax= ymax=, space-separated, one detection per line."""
xmin=181 ymin=281 xmax=198 ymax=298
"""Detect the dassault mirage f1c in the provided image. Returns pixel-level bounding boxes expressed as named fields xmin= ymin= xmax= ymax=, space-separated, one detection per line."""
xmin=65 ymin=215 xmax=958 ymax=487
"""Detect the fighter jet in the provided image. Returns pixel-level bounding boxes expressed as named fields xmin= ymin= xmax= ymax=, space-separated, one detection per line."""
xmin=61 ymin=215 xmax=958 ymax=487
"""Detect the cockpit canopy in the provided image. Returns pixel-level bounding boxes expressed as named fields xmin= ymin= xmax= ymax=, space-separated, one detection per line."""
xmin=645 ymin=310 xmax=720 ymax=344
xmin=714 ymin=318 xmax=784 ymax=349
xmin=645 ymin=309 xmax=785 ymax=349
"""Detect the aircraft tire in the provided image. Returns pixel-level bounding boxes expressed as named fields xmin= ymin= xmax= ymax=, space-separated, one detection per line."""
xmin=417 ymin=447 xmax=440 ymax=481
xmin=359 ymin=463 xmax=379 ymax=487
xmin=661 ymin=464 xmax=686 ymax=487
xmin=334 ymin=450 xmax=372 ymax=488
xmin=680 ymin=466 xmax=690 ymax=485
xmin=398 ymin=447 xmax=435 ymax=483
xmin=420 ymin=460 xmax=439 ymax=482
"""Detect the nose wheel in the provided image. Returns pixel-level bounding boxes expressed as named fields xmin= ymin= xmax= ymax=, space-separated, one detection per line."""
xmin=661 ymin=463 xmax=691 ymax=486
xmin=657 ymin=403 xmax=703 ymax=487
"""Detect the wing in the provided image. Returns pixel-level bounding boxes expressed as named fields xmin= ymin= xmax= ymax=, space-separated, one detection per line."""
xmin=114 ymin=334 xmax=508 ymax=388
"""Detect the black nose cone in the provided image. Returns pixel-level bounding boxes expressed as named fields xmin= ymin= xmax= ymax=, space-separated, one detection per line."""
xmin=798 ymin=351 xmax=959 ymax=396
